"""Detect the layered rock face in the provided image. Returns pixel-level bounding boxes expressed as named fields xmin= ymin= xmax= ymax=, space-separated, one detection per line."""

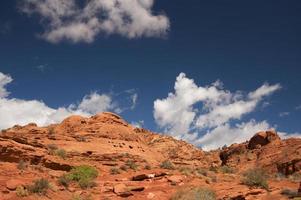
xmin=220 ymin=130 xmax=301 ymax=175
xmin=0 ymin=113 xmax=300 ymax=200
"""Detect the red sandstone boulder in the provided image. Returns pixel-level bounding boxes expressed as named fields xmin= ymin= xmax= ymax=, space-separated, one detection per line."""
xmin=6 ymin=179 xmax=24 ymax=190
xmin=248 ymin=130 xmax=281 ymax=149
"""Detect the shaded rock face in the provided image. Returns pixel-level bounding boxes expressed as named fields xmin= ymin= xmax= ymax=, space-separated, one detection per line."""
xmin=248 ymin=130 xmax=280 ymax=149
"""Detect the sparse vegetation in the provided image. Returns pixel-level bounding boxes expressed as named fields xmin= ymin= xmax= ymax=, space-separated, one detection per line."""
xmin=47 ymin=144 xmax=67 ymax=159
xmin=78 ymin=177 xmax=97 ymax=189
xmin=47 ymin=143 xmax=58 ymax=153
xmin=220 ymin=165 xmax=235 ymax=174
xmin=195 ymin=168 xmax=208 ymax=177
xmin=61 ymin=165 xmax=98 ymax=189
xmin=179 ymin=167 xmax=193 ymax=176
xmin=54 ymin=148 xmax=67 ymax=159
xmin=288 ymin=172 xmax=301 ymax=183
xmin=171 ymin=187 xmax=216 ymax=200
xmin=125 ymin=160 xmax=138 ymax=170
xmin=144 ymin=164 xmax=151 ymax=170
xmin=242 ymin=168 xmax=269 ymax=190
xmin=16 ymin=186 xmax=29 ymax=197
xmin=110 ymin=167 xmax=121 ymax=175
xmin=28 ymin=178 xmax=50 ymax=195
xmin=209 ymin=166 xmax=218 ymax=173
xmin=160 ymin=160 xmax=175 ymax=170
xmin=58 ymin=175 xmax=71 ymax=187
xmin=17 ymin=160 xmax=27 ymax=170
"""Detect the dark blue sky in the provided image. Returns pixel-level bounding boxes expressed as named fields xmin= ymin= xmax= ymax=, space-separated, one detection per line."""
xmin=0 ymin=0 xmax=300 ymax=136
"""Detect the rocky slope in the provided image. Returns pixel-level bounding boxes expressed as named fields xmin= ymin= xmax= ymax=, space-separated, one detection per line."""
xmin=0 ymin=112 xmax=300 ymax=200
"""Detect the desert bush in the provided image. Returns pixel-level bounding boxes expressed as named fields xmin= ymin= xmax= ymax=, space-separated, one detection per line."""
xmin=66 ymin=165 xmax=98 ymax=189
xmin=195 ymin=168 xmax=208 ymax=177
xmin=47 ymin=144 xmax=58 ymax=154
xmin=144 ymin=164 xmax=151 ymax=170
xmin=17 ymin=160 xmax=27 ymax=170
xmin=209 ymin=166 xmax=218 ymax=173
xmin=28 ymin=178 xmax=50 ymax=195
xmin=160 ymin=160 xmax=175 ymax=170
xmin=54 ymin=149 xmax=67 ymax=159
xmin=58 ymin=175 xmax=71 ymax=187
xmin=78 ymin=177 xmax=97 ymax=189
xmin=242 ymin=168 xmax=269 ymax=190
xmin=288 ymin=172 xmax=301 ymax=183
xmin=110 ymin=167 xmax=121 ymax=175
xmin=171 ymin=187 xmax=216 ymax=200
xmin=220 ymin=165 xmax=235 ymax=174
xmin=125 ymin=160 xmax=138 ymax=170
xmin=179 ymin=167 xmax=193 ymax=176
xmin=16 ymin=186 xmax=29 ymax=197
xmin=281 ymin=188 xmax=298 ymax=198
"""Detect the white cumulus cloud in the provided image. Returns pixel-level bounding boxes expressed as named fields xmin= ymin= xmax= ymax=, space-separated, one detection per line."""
xmin=153 ymin=73 xmax=299 ymax=150
xmin=0 ymin=72 xmax=133 ymax=130
xmin=19 ymin=0 xmax=170 ymax=43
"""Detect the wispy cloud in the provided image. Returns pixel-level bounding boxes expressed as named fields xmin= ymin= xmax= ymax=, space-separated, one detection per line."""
xmin=0 ymin=72 xmax=135 ymax=129
xmin=19 ymin=0 xmax=170 ymax=43
xmin=130 ymin=93 xmax=138 ymax=110
xmin=153 ymin=72 xmax=294 ymax=150
xmin=279 ymin=112 xmax=290 ymax=117
xmin=35 ymin=64 xmax=48 ymax=72
xmin=296 ymin=105 xmax=301 ymax=110
xmin=131 ymin=120 xmax=144 ymax=128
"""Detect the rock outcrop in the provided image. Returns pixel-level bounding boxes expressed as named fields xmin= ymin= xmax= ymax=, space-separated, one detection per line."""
xmin=0 ymin=112 xmax=300 ymax=200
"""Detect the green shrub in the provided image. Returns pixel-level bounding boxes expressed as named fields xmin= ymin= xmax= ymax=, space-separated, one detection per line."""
xmin=160 ymin=160 xmax=175 ymax=170
xmin=110 ymin=167 xmax=121 ymax=175
xmin=125 ymin=160 xmax=138 ymax=170
xmin=16 ymin=186 xmax=29 ymax=197
xmin=242 ymin=168 xmax=269 ymax=190
xmin=78 ymin=177 xmax=97 ymax=189
xmin=220 ymin=165 xmax=235 ymax=174
xmin=171 ymin=187 xmax=216 ymax=200
xmin=66 ymin=165 xmax=98 ymax=189
xmin=54 ymin=149 xmax=67 ymax=159
xmin=28 ymin=178 xmax=50 ymax=195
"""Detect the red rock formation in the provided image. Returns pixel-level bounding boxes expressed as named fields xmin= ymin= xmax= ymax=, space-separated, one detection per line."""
xmin=0 ymin=112 xmax=300 ymax=199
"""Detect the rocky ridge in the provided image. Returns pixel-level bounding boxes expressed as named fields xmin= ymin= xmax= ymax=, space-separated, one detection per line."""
xmin=0 ymin=112 xmax=300 ymax=200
